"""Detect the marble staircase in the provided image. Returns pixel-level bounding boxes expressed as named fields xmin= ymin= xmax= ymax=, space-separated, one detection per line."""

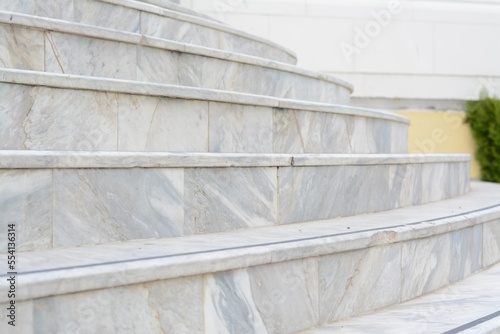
xmin=0 ymin=1 xmax=499 ymax=333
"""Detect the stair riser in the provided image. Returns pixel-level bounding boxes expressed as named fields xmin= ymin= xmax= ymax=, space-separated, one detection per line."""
xmin=0 ymin=0 xmax=296 ymax=63
xmin=0 ymin=20 xmax=348 ymax=103
xmin=0 ymin=83 xmax=406 ymax=154
xmin=3 ymin=220 xmax=498 ymax=334
xmin=0 ymin=160 xmax=469 ymax=251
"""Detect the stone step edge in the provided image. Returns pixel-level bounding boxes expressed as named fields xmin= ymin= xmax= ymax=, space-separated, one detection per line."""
xmin=0 ymin=69 xmax=406 ymax=125
xmin=0 ymin=151 xmax=470 ymax=169
xmin=1 ymin=11 xmax=339 ymax=89
xmin=134 ymin=0 xmax=227 ymax=25
xmin=298 ymin=262 xmax=500 ymax=334
xmin=104 ymin=0 xmax=297 ymax=62
xmin=0 ymin=181 xmax=498 ymax=304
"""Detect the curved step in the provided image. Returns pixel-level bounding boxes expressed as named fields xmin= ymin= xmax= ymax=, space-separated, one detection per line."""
xmin=0 ymin=0 xmax=296 ymax=64
xmin=0 ymin=12 xmax=341 ymax=103
xmin=300 ymin=262 xmax=500 ymax=333
xmin=1 ymin=181 xmax=498 ymax=333
xmin=0 ymin=151 xmax=469 ymax=250
xmin=0 ymin=69 xmax=406 ymax=154
xmin=136 ymin=0 xmax=225 ymax=24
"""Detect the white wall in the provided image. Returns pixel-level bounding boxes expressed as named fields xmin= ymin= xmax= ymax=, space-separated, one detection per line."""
xmin=180 ymin=0 xmax=500 ymax=101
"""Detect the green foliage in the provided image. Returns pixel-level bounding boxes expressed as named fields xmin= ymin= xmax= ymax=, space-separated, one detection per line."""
xmin=465 ymin=96 xmax=500 ymax=182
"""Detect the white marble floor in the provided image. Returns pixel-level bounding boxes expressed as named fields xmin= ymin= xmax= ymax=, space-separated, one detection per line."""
xmin=300 ymin=262 xmax=500 ymax=334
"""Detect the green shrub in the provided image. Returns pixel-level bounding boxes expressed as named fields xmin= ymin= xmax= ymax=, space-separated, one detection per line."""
xmin=465 ymin=96 xmax=500 ymax=182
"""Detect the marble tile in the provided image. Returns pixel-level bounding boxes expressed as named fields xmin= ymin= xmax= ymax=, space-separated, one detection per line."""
xmin=273 ymin=109 xmax=351 ymax=154
xmin=178 ymin=53 xmax=240 ymax=91
xmin=136 ymin=45 xmax=179 ymax=85
xmin=392 ymin=121 xmax=409 ymax=153
xmin=0 ymin=300 xmax=33 ymax=334
xmin=45 ymin=31 xmax=137 ymax=80
xmin=0 ymin=83 xmax=36 ymax=150
xmin=0 ymin=170 xmax=52 ymax=253
xmin=0 ymin=85 xmax=118 ymax=151
xmin=144 ymin=276 xmax=204 ymax=334
xmin=0 ymin=0 xmax=74 ymax=20
xmin=0 ymin=151 xmax=293 ymax=169
xmin=278 ymin=165 xmax=392 ymax=224
xmin=34 ymin=284 xmax=166 ymax=333
xmin=0 ymin=24 xmax=44 ymax=71
xmin=209 ymin=102 xmax=273 ymax=153
xmin=347 ymin=116 xmax=378 ymax=153
xmin=141 ymin=12 xmax=219 ymax=48
xmin=319 ymin=243 xmax=402 ymax=323
xmin=204 ymin=258 xmax=318 ymax=334
xmin=483 ymin=219 xmax=500 ymax=267
xmin=53 ymin=168 xmax=184 ymax=247
xmin=184 ymin=167 xmax=277 ymax=234
xmin=450 ymin=225 xmax=483 ymax=282
xmin=118 ymin=95 xmax=209 ymax=152
xmin=402 ymin=233 xmax=452 ymax=301
xmin=420 ymin=162 xmax=448 ymax=203
xmin=74 ymin=0 xmax=140 ymax=33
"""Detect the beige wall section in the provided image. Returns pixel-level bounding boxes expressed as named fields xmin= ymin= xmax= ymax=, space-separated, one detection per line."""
xmin=395 ymin=110 xmax=480 ymax=179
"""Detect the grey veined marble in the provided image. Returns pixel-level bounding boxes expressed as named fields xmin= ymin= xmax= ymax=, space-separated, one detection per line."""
xmin=0 ymin=0 xmax=296 ymax=63
xmin=0 ymin=81 xmax=405 ymax=154
xmin=0 ymin=12 xmax=351 ymax=104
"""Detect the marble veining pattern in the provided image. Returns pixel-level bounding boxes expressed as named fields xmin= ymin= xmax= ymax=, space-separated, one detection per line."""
xmin=483 ymin=219 xmax=500 ymax=267
xmin=0 ymin=170 xmax=52 ymax=252
xmin=401 ymin=233 xmax=452 ymax=301
xmin=45 ymin=31 xmax=137 ymax=79
xmin=0 ymin=24 xmax=44 ymax=71
xmin=205 ymin=259 xmax=318 ymax=334
xmin=209 ymin=102 xmax=273 ymax=153
xmin=450 ymin=225 xmax=483 ymax=282
xmin=53 ymin=168 xmax=184 ymax=247
xmin=118 ymin=95 xmax=209 ymax=152
xmin=0 ymin=85 xmax=118 ymax=151
xmin=273 ymin=109 xmax=352 ymax=154
xmin=319 ymin=243 xmax=402 ymax=323
xmin=74 ymin=0 xmax=140 ymax=33
xmin=302 ymin=262 xmax=500 ymax=334
xmin=184 ymin=167 xmax=278 ymax=234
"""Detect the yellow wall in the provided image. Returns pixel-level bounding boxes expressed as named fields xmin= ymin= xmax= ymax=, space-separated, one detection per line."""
xmin=394 ymin=110 xmax=480 ymax=179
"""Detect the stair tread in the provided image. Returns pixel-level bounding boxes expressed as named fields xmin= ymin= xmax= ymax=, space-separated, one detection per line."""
xmin=0 ymin=68 xmax=405 ymax=124
xmin=1 ymin=181 xmax=498 ymax=303
xmin=0 ymin=11 xmax=350 ymax=104
xmin=0 ymin=0 xmax=297 ymax=64
xmin=0 ymin=150 xmax=467 ymax=169
xmin=300 ymin=261 xmax=500 ymax=334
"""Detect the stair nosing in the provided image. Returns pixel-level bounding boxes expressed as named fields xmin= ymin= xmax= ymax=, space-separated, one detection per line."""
xmin=0 ymin=151 xmax=470 ymax=169
xmin=0 ymin=68 xmax=407 ymax=124
xmin=0 ymin=11 xmax=337 ymax=89
xmin=100 ymin=0 xmax=298 ymax=61
xmin=1 ymin=181 xmax=499 ymax=303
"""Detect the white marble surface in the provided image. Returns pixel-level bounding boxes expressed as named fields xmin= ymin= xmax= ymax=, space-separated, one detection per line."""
xmin=0 ymin=181 xmax=498 ymax=304
xmin=0 ymin=23 xmax=44 ymax=71
xmin=0 ymin=170 xmax=52 ymax=252
xmin=0 ymin=11 xmax=352 ymax=104
xmin=209 ymin=102 xmax=273 ymax=153
xmin=0 ymin=80 xmax=405 ymax=154
xmin=0 ymin=0 xmax=297 ymax=63
xmin=0 ymin=68 xmax=402 ymax=122
xmin=53 ymin=168 xmax=184 ymax=247
xmin=319 ymin=243 xmax=402 ymax=323
xmin=484 ymin=219 xmax=500 ymax=268
xmin=118 ymin=96 xmax=209 ymax=152
xmin=205 ymin=259 xmax=318 ymax=333
xmin=184 ymin=167 xmax=277 ymax=234
xmin=0 ymin=152 xmax=471 ymax=247
xmin=301 ymin=262 xmax=500 ymax=334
